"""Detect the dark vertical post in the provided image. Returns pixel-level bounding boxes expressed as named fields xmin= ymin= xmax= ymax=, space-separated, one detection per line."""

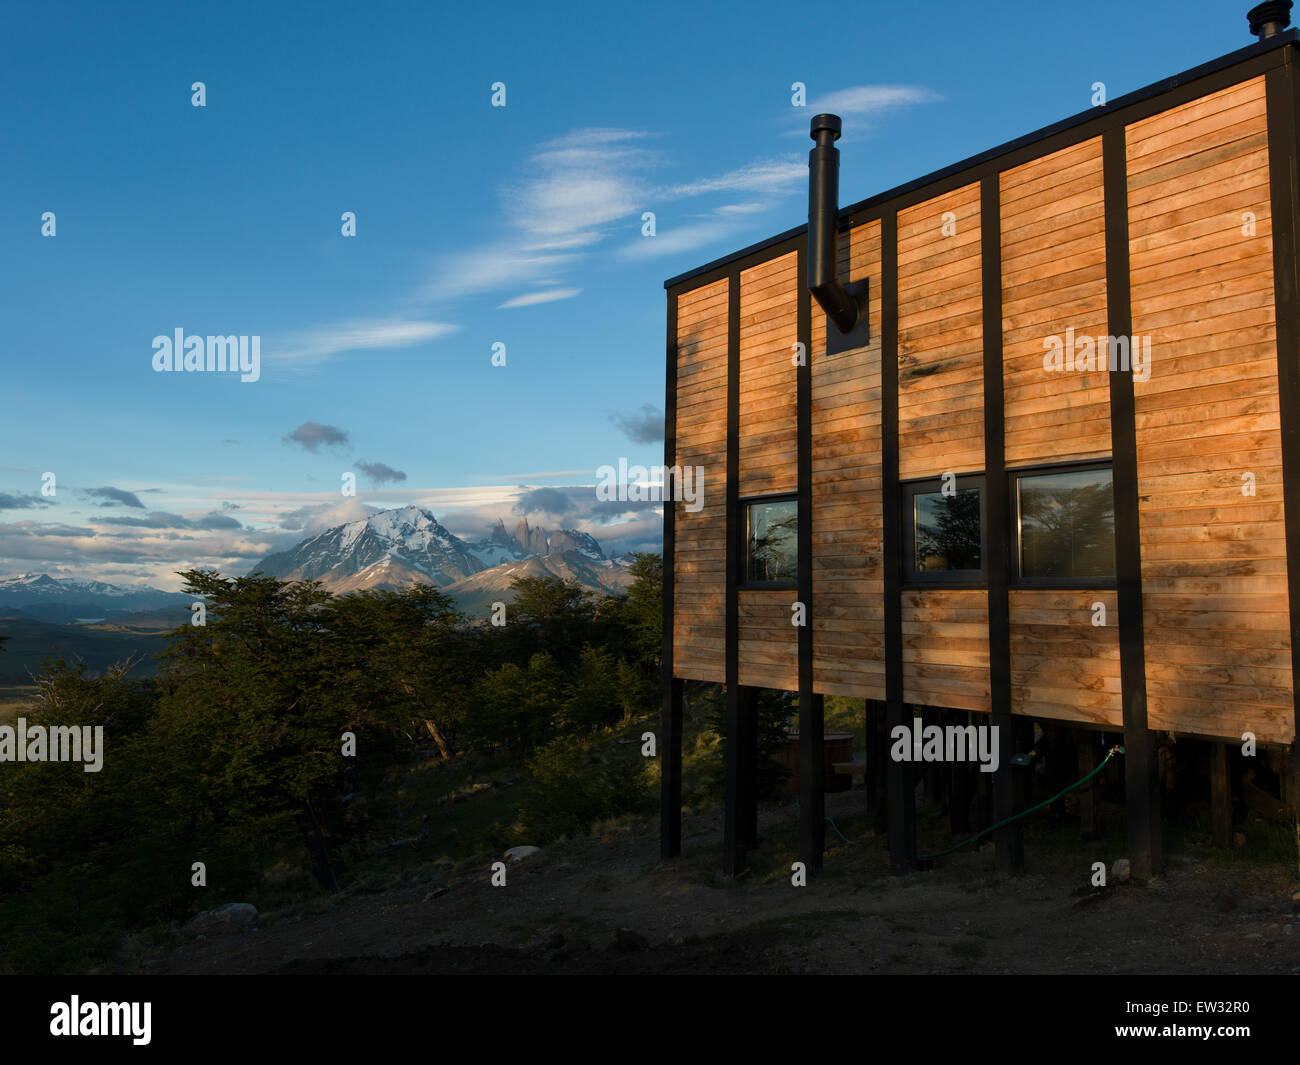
xmin=661 ymin=292 xmax=682 ymax=859
xmin=723 ymin=272 xmax=746 ymax=877
xmin=1076 ymin=730 xmax=1100 ymax=841
xmin=981 ymin=175 xmax=1021 ymax=875
xmin=797 ymin=245 xmax=824 ymax=872
xmin=1103 ymin=126 xmax=1164 ymax=882
xmin=740 ymin=686 xmax=759 ymax=849
xmin=1265 ymin=53 xmax=1300 ymax=883
xmin=1211 ymin=742 xmax=1234 ymax=848
xmin=661 ymin=678 xmax=683 ymax=858
xmin=882 ymin=211 xmax=915 ymax=874
xmin=950 ymin=712 xmax=972 ymax=835
xmin=864 ymin=699 xmax=881 ymax=813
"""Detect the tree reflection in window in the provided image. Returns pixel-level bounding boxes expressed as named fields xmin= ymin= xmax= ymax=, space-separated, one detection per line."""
xmin=914 ymin=488 xmax=981 ymax=572
xmin=1017 ymin=467 xmax=1114 ymax=579
xmin=746 ymin=499 xmax=798 ymax=583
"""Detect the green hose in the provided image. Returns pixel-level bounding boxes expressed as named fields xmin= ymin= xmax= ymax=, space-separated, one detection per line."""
xmin=822 ymin=744 xmax=1124 ymax=861
xmin=917 ymin=744 xmax=1124 ymax=860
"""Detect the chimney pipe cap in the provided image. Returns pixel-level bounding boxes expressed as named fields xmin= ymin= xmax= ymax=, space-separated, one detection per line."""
xmin=1248 ymin=0 xmax=1292 ymax=38
xmin=809 ymin=113 xmax=842 ymax=141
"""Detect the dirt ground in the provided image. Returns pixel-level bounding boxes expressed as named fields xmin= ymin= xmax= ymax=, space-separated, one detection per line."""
xmin=122 ymin=787 xmax=1300 ymax=976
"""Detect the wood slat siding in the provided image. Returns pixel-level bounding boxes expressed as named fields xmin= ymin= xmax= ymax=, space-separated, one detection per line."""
xmin=1000 ymin=138 xmax=1111 ymax=466
xmin=668 ymin=64 xmax=1300 ymax=749
xmin=812 ymin=220 xmax=885 ymax=698
xmin=1127 ymin=75 xmax=1294 ymax=745
xmin=1009 ymin=590 xmax=1122 ymax=727
xmin=737 ymin=253 xmax=800 ymax=688
xmin=738 ymin=252 xmax=799 ymax=497
xmin=674 ymin=278 xmax=728 ymax=682
xmin=902 ymin=589 xmax=991 ymax=711
xmin=737 ymin=589 xmax=798 ymax=689
xmin=897 ymin=182 xmax=984 ymax=479
xmin=897 ymin=186 xmax=989 ymax=710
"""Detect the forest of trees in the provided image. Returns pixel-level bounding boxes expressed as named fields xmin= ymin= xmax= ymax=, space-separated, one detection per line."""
xmin=0 ymin=556 xmax=676 ymax=972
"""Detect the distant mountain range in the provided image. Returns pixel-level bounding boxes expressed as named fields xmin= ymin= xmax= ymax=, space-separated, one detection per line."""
xmin=0 ymin=573 xmax=190 ymax=623
xmin=249 ymin=506 xmax=634 ymax=615
xmin=0 ymin=507 xmax=638 ymax=628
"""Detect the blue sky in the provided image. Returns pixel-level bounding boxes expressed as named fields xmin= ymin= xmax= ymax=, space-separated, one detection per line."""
xmin=0 ymin=0 xmax=1257 ymax=588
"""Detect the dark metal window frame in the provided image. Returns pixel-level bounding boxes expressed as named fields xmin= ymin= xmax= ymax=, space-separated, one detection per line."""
xmin=1008 ymin=458 xmax=1117 ymax=590
xmin=901 ymin=474 xmax=987 ymax=588
xmin=739 ymin=492 xmax=799 ymax=589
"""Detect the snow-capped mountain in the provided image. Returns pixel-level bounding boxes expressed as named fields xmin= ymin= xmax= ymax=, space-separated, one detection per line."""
xmin=0 ymin=573 xmax=190 ymax=621
xmin=254 ymin=506 xmax=487 ymax=592
xmin=250 ymin=506 xmax=634 ymax=607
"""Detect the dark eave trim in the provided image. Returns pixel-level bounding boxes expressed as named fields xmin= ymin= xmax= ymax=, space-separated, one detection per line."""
xmin=665 ymin=31 xmax=1299 ymax=294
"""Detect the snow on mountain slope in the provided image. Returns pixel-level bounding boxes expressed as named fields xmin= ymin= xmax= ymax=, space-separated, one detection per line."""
xmin=250 ymin=506 xmax=631 ymax=605
xmin=0 ymin=573 xmax=186 ymax=611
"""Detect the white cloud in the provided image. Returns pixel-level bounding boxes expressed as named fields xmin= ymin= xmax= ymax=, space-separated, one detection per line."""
xmin=616 ymin=217 xmax=738 ymax=260
xmin=423 ymin=127 xmax=809 ymax=302
xmin=808 ymin=84 xmax=942 ymax=116
xmin=424 ymin=243 xmax=579 ymax=301
xmin=276 ymin=318 xmax=459 ymax=362
xmin=498 ymin=287 xmax=582 ymax=309
xmin=658 ymin=158 xmax=805 ymax=200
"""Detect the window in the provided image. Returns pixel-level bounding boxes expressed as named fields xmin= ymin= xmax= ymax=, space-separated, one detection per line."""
xmin=1013 ymin=464 xmax=1114 ymax=584
xmin=903 ymin=476 xmax=985 ymax=582
xmin=744 ymin=497 xmax=797 ymax=585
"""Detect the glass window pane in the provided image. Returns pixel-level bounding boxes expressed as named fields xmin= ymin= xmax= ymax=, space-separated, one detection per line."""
xmin=913 ymin=488 xmax=981 ymax=572
xmin=746 ymin=500 xmax=797 ymax=583
xmin=1017 ymin=468 xmax=1114 ymax=579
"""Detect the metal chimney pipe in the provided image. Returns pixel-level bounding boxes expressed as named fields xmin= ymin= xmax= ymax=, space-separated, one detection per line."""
xmin=1247 ymin=0 xmax=1292 ymax=39
xmin=808 ymin=113 xmax=864 ymax=335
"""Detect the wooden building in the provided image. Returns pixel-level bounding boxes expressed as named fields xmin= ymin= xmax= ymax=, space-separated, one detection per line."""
xmin=660 ymin=4 xmax=1300 ymax=879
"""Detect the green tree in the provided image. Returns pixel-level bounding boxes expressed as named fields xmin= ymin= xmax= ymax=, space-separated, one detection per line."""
xmin=468 ymin=652 xmax=564 ymax=758
xmin=519 ymin=732 xmax=650 ymax=841
xmin=506 ymin=575 xmax=596 ymax=668
xmin=317 ymin=584 xmax=472 ymax=759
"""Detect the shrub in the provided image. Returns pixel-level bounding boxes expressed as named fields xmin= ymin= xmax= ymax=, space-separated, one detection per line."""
xmin=519 ymin=733 xmax=650 ymax=841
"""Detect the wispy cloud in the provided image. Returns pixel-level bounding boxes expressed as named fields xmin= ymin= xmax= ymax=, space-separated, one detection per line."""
xmin=498 ymin=287 xmax=582 ymax=309
xmin=276 ymin=318 xmax=459 ymax=362
xmin=659 ymin=158 xmax=804 ymax=200
xmin=424 ymin=126 xmax=811 ymax=302
xmin=808 ymin=85 xmax=942 ymax=117
xmin=781 ymin=85 xmax=943 ymax=137
xmin=616 ymin=218 xmax=738 ymax=260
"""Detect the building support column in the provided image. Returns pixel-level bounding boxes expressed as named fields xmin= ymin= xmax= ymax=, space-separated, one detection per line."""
xmin=1104 ymin=126 xmax=1164 ymax=882
xmin=881 ymin=211 xmax=915 ymax=874
xmin=660 ymin=291 xmax=681 ymax=860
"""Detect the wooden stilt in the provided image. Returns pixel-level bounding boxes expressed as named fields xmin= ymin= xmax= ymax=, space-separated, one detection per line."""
xmin=723 ymin=683 xmax=746 ymax=877
xmin=1123 ymin=723 xmax=1164 ymax=880
xmin=1292 ymin=742 xmax=1300 ymax=883
xmin=1076 ymin=730 xmax=1100 ymax=842
xmin=995 ymin=715 xmax=1024 ymax=875
xmin=887 ymin=699 xmax=916 ymax=874
xmin=660 ymin=676 xmax=684 ymax=858
xmin=864 ymin=699 xmax=880 ymax=812
xmin=975 ymin=766 xmax=993 ymax=834
xmin=741 ymin=687 xmax=759 ymax=850
xmin=950 ymin=757 xmax=971 ymax=836
xmin=868 ymin=699 xmax=889 ymax=834
xmin=799 ymin=691 xmax=825 ymax=873
xmin=1211 ymin=741 xmax=1233 ymax=848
